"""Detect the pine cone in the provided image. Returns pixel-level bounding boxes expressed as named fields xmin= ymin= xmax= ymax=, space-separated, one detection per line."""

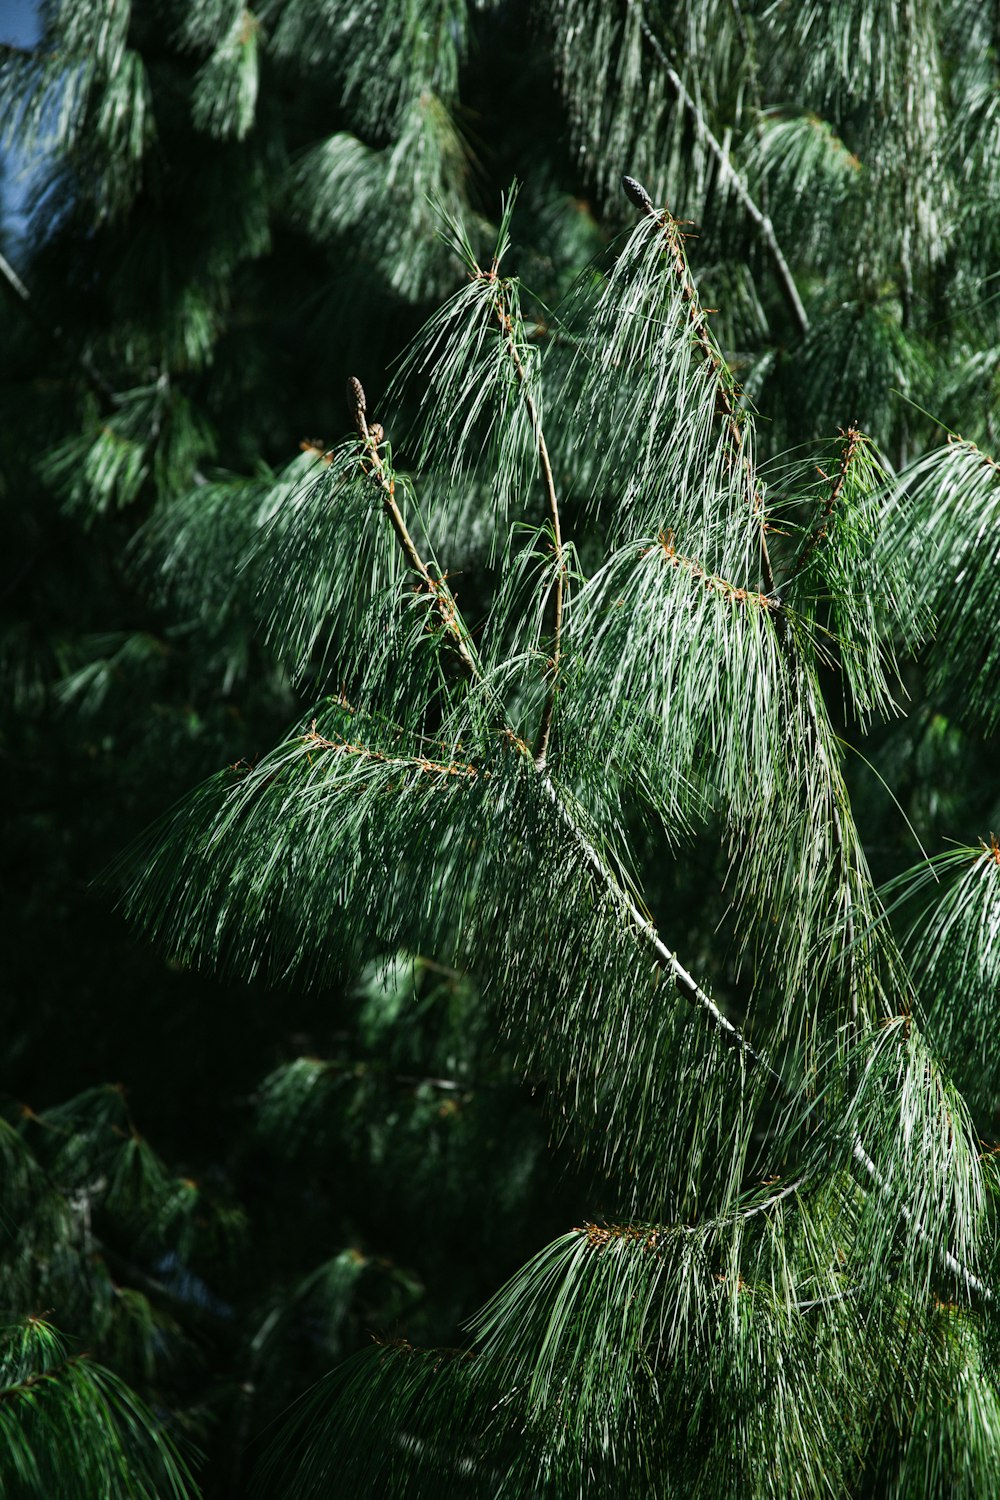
xmin=622 ymin=174 xmax=654 ymax=214
xmin=346 ymin=376 xmax=367 ymax=436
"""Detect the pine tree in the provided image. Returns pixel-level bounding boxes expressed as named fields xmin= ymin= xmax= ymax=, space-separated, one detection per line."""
xmin=4 ymin=2 xmax=1000 ymax=1495
xmin=125 ymin=182 xmax=1000 ymax=1496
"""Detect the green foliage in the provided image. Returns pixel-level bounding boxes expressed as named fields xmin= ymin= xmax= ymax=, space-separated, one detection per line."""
xmin=123 ymin=188 xmax=1000 ymax=1489
xmin=45 ymin=384 xmax=214 ymax=520
xmin=0 ymin=1318 xmax=196 ymax=1499
xmin=883 ymin=843 xmax=1000 ymax=1119
xmin=886 ymin=437 xmax=1000 ymax=732
xmin=5 ymin=1 xmax=1000 ymax=1496
xmin=188 ymin=9 xmax=261 ymax=143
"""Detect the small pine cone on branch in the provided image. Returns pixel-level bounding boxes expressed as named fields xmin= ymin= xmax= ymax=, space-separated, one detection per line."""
xmin=622 ymin=174 xmax=654 ymax=214
xmin=346 ymin=376 xmax=367 ymax=437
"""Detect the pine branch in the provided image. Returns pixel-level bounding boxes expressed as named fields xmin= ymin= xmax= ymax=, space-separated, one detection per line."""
xmin=534 ymin=769 xmax=776 ymax=1075
xmin=578 ymin=1168 xmax=808 ymax=1247
xmin=346 ymin=375 xmax=776 ymax=1079
xmin=0 ymin=1319 xmax=197 ymax=1498
xmin=885 ymin=432 xmax=1000 ymax=729
xmin=0 ymin=1351 xmax=87 ymax=1402
xmin=345 ymin=377 xmax=481 ymax=684
xmin=350 ymin=354 xmax=991 ymax=1321
xmin=622 ymin=176 xmax=776 ymax=593
xmin=882 ymin=841 xmax=1000 ymax=1121
xmin=560 ymin=263 xmax=990 ymax=1299
xmin=352 ymin=239 xmax=989 ymax=1308
xmin=624 ymin=0 xmax=809 ymax=340
xmin=789 ymin=426 xmax=863 ymax=580
xmin=948 ymin=433 xmax=1000 ymax=471
xmin=567 ymin=818 xmax=990 ymax=1302
xmin=479 ymin=270 xmax=565 ymax=770
xmin=302 ymin=722 xmax=488 ymax=782
xmin=648 ymin=529 xmax=779 ymax=613
xmin=850 ymin=1135 xmax=991 ymax=1299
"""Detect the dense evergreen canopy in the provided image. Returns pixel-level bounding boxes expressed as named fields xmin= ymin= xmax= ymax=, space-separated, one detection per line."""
xmin=3 ymin=1 xmax=1000 ymax=1494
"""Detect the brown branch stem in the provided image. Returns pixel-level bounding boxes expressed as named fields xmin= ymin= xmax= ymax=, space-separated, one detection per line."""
xmin=349 ymin=388 xmax=482 ymax=684
xmin=580 ymin=1173 xmax=806 ymax=1249
xmin=650 ymin=529 xmax=778 ymax=611
xmin=0 ymin=1354 xmax=87 ymax=1401
xmin=946 ymin=432 xmax=1000 ymax=472
xmin=302 ymin=722 xmax=487 ymax=781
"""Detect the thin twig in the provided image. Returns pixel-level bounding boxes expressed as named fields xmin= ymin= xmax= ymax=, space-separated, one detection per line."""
xmin=791 ymin=1287 xmax=859 ymax=1312
xmin=578 ymin=1123 xmax=992 ymax=1300
xmin=624 ymin=0 xmax=809 ymax=339
xmin=535 ymin=769 xmax=777 ymax=1077
xmin=790 ymin=427 xmax=862 ymax=580
xmin=946 ymin=432 xmax=1000 ymax=472
xmin=346 ymin=377 xmax=481 ymax=683
xmin=580 ymin=1171 xmax=808 ymax=1248
xmin=484 ymin=276 xmax=565 ymax=770
xmin=0 ymin=1353 xmax=89 ymax=1400
xmin=0 ymin=248 xmax=31 ymax=302
xmin=727 ymin=0 xmax=769 ymax=218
